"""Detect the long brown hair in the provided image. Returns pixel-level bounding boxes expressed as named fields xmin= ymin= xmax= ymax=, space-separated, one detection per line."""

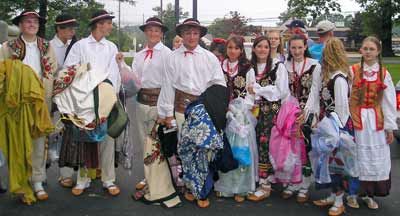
xmin=322 ymin=38 xmax=351 ymax=85
xmin=225 ymin=35 xmax=250 ymax=72
xmin=250 ymin=36 xmax=273 ymax=75
xmin=287 ymin=34 xmax=311 ymax=61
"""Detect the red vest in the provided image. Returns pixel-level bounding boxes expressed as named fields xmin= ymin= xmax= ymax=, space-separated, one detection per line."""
xmin=349 ymin=64 xmax=387 ymax=130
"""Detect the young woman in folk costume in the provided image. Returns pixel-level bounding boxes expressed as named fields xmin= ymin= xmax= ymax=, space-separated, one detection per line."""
xmin=282 ymin=34 xmax=322 ymax=203
xmin=214 ymin=35 xmax=258 ymax=202
xmin=267 ymin=30 xmax=286 ymax=63
xmin=348 ymin=36 xmax=397 ymax=210
xmin=312 ymin=38 xmax=354 ymax=216
xmin=245 ymin=36 xmax=290 ymax=201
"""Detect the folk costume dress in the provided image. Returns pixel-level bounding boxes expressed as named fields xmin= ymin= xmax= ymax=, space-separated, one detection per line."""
xmin=247 ymin=58 xmax=289 ymax=194
xmin=284 ymin=57 xmax=321 ymax=194
xmin=349 ymin=62 xmax=397 ymax=197
xmin=214 ymin=59 xmax=258 ymax=197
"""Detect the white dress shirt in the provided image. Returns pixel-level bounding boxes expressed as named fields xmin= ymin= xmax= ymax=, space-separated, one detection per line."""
xmin=157 ymin=45 xmax=226 ymax=117
xmin=55 ymin=34 xmax=121 ymax=125
xmin=50 ymin=35 xmax=70 ymax=70
xmin=21 ymin=35 xmax=42 ymax=76
xmin=63 ymin=34 xmax=121 ymax=92
xmin=129 ymin=41 xmax=171 ymax=89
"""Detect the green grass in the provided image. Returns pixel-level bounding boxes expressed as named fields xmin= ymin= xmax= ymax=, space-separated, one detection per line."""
xmin=124 ymin=57 xmax=133 ymax=66
xmin=386 ymin=64 xmax=400 ymax=84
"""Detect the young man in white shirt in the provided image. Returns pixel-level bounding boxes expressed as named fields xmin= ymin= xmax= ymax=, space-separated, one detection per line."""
xmin=49 ymin=14 xmax=79 ymax=188
xmin=0 ymin=10 xmax=58 ymax=203
xmin=50 ymin=14 xmax=79 ymax=70
xmin=63 ymin=10 xmax=121 ymax=197
xmin=157 ymin=18 xmax=226 ymax=208
xmin=117 ymin=17 xmax=181 ymax=208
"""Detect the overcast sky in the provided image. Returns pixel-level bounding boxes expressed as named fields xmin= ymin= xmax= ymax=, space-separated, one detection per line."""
xmin=98 ymin=0 xmax=361 ymax=26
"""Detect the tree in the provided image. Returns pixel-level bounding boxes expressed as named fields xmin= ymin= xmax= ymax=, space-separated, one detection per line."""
xmin=286 ymin=0 xmax=342 ymax=21
xmin=355 ymin=0 xmax=400 ymax=56
xmin=347 ymin=12 xmax=365 ymax=48
xmin=208 ymin=11 xmax=253 ymax=39
xmin=152 ymin=3 xmax=189 ymax=48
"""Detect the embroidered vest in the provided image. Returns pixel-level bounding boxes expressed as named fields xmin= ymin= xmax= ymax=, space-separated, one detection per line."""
xmin=7 ymin=36 xmax=53 ymax=79
xmin=289 ymin=64 xmax=316 ymax=110
xmin=320 ymin=74 xmax=349 ymax=117
xmin=224 ymin=64 xmax=251 ymax=100
xmin=256 ymin=62 xmax=281 ymax=115
xmin=349 ymin=64 xmax=387 ymax=130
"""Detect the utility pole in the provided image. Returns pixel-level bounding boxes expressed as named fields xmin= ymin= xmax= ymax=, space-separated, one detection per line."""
xmin=175 ymin=0 xmax=179 ymax=25
xmin=160 ymin=0 xmax=163 ymax=21
xmin=193 ymin=0 xmax=197 ymax=20
xmin=118 ymin=0 xmax=121 ymax=49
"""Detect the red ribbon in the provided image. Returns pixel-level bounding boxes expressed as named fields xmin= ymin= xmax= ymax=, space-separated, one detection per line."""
xmin=184 ymin=51 xmax=193 ymax=57
xmin=144 ymin=49 xmax=153 ymax=60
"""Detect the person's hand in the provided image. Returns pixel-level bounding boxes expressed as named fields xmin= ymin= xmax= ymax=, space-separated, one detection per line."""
xmin=157 ymin=117 xmax=165 ymax=124
xmin=116 ymin=52 xmax=124 ymax=64
xmin=248 ymin=83 xmax=255 ymax=95
xmin=165 ymin=116 xmax=175 ymax=128
xmin=386 ymin=130 xmax=394 ymax=144
xmin=296 ymin=112 xmax=306 ymax=124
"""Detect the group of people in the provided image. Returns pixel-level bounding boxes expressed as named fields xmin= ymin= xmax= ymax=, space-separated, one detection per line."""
xmin=0 ymin=8 xmax=396 ymax=216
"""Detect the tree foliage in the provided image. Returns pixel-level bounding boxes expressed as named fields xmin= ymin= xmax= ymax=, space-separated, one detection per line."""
xmin=355 ymin=0 xmax=400 ymax=56
xmin=0 ymin=0 xmax=134 ymax=51
xmin=208 ymin=11 xmax=260 ymax=39
xmin=286 ymin=0 xmax=341 ymax=21
xmin=152 ymin=3 xmax=189 ymax=48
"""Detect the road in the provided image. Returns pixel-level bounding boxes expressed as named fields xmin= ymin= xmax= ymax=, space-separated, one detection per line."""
xmin=1 ymin=100 xmax=400 ymax=216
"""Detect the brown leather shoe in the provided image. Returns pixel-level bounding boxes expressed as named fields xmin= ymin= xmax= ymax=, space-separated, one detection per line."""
xmin=329 ymin=205 xmax=345 ymax=216
xmin=135 ymin=179 xmax=147 ymax=191
xmin=184 ymin=192 xmax=195 ymax=202
xmin=313 ymin=199 xmax=334 ymax=207
xmin=281 ymin=190 xmax=294 ymax=200
xmin=35 ymin=190 xmax=49 ymax=201
xmin=105 ymin=184 xmax=120 ymax=196
xmin=297 ymin=194 xmax=309 ymax=203
xmin=72 ymin=188 xmax=85 ymax=196
xmin=234 ymin=195 xmax=245 ymax=203
xmin=58 ymin=177 xmax=73 ymax=188
xmin=197 ymin=199 xmax=210 ymax=208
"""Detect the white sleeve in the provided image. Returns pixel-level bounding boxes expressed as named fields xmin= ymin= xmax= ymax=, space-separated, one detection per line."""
xmin=63 ymin=42 xmax=81 ymax=67
xmin=157 ymin=55 xmax=176 ymax=118
xmin=244 ymin=68 xmax=256 ymax=107
xmin=106 ymin=48 xmax=122 ymax=93
xmin=304 ymin=63 xmax=322 ymax=120
xmin=253 ymin=63 xmax=289 ymax=102
xmin=333 ymin=76 xmax=350 ymax=126
xmin=207 ymin=55 xmax=227 ymax=88
xmin=382 ymin=70 xmax=398 ymax=130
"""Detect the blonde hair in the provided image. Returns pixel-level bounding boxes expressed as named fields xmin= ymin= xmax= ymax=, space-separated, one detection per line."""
xmin=322 ymin=37 xmax=351 ymax=84
xmin=267 ymin=30 xmax=284 ymax=55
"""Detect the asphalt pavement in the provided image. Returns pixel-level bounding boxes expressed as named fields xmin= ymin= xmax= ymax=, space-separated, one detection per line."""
xmin=1 ymin=100 xmax=400 ymax=216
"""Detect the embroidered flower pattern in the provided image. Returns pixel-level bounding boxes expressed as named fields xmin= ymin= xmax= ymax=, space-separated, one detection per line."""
xmin=53 ymin=65 xmax=79 ymax=95
xmin=233 ymin=76 xmax=246 ymax=89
